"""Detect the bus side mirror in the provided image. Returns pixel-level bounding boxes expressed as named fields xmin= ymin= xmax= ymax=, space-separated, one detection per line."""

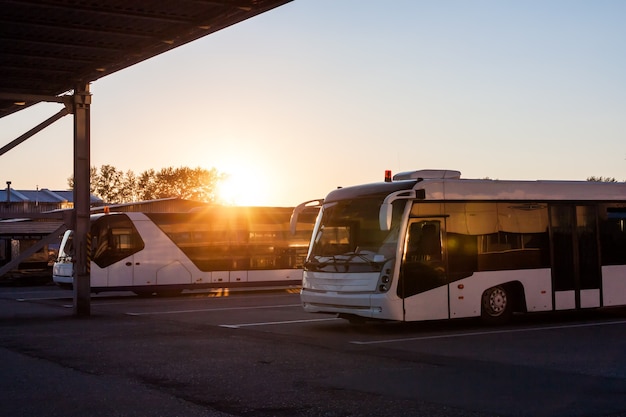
xmin=379 ymin=203 xmax=393 ymax=231
xmin=290 ymin=199 xmax=323 ymax=235
xmin=378 ymin=190 xmax=418 ymax=231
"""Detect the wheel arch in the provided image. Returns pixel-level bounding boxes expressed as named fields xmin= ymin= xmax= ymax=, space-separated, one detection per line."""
xmin=503 ymin=280 xmax=527 ymax=314
xmin=481 ymin=280 xmax=527 ymax=324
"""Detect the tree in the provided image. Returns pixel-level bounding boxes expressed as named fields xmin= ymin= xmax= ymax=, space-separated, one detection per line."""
xmin=119 ymin=170 xmax=138 ymax=202
xmin=93 ymin=164 xmax=125 ymax=203
xmin=69 ymin=165 xmax=225 ymax=204
xmin=587 ymin=176 xmax=619 ymax=182
xmin=136 ymin=169 xmax=159 ymax=201
xmin=66 ymin=166 xmax=98 ymax=194
xmin=136 ymin=166 xmax=225 ymax=202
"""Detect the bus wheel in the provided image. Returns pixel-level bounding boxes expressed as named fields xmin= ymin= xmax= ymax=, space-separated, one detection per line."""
xmin=481 ymin=285 xmax=512 ymax=324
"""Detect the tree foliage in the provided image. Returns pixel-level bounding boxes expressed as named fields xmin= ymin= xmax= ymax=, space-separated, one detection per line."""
xmin=587 ymin=176 xmax=620 ymax=182
xmin=68 ymin=165 xmax=226 ymax=204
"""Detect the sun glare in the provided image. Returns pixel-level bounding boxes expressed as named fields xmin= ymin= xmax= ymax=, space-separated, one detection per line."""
xmin=217 ymin=166 xmax=269 ymax=206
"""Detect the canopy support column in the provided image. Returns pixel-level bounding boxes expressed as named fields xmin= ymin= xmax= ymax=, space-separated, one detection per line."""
xmin=72 ymin=84 xmax=92 ymax=317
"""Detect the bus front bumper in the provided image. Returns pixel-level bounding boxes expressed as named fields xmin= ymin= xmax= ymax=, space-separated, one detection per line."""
xmin=300 ymin=289 xmax=390 ymax=319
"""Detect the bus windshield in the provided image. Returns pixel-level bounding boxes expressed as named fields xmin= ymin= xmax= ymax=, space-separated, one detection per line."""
xmin=306 ymin=197 xmax=405 ymax=273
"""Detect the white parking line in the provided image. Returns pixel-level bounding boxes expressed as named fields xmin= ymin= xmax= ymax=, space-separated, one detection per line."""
xmin=220 ymin=317 xmax=340 ymax=329
xmin=125 ymin=303 xmax=301 ymax=316
xmin=350 ymin=319 xmax=626 ymax=345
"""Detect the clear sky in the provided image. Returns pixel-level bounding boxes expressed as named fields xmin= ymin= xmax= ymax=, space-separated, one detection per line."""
xmin=2 ymin=0 xmax=625 ymax=206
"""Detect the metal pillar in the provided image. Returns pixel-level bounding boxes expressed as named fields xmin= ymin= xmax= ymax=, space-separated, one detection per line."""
xmin=72 ymin=84 xmax=92 ymax=316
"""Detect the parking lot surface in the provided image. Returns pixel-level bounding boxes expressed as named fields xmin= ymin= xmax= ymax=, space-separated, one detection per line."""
xmin=1 ymin=284 xmax=626 ymax=417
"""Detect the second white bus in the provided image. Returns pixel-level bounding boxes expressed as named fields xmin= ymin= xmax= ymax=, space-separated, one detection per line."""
xmin=53 ymin=206 xmax=317 ymax=294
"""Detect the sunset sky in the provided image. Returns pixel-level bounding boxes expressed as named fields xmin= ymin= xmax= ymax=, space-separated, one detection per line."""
xmin=2 ymin=0 xmax=625 ymax=206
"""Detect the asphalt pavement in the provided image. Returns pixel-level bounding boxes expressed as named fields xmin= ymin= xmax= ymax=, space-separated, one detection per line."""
xmin=1 ymin=287 xmax=457 ymax=417
xmin=0 ymin=290 xmax=234 ymax=417
xmin=2 ymin=283 xmax=625 ymax=417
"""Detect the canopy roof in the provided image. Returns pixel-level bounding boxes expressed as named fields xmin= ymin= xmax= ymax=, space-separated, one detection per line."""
xmin=0 ymin=0 xmax=292 ymax=118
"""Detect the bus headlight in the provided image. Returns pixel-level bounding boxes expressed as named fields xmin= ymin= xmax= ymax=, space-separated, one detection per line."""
xmin=377 ymin=273 xmax=391 ymax=292
xmin=376 ymin=260 xmax=394 ymax=293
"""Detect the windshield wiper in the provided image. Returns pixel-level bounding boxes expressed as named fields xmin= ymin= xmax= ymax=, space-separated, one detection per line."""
xmin=305 ymin=252 xmax=389 ymax=272
xmin=342 ymin=252 xmax=380 ymax=267
xmin=304 ymin=256 xmax=334 ymax=271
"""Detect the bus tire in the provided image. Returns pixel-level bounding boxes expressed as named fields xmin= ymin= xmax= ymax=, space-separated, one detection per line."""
xmin=481 ymin=285 xmax=512 ymax=324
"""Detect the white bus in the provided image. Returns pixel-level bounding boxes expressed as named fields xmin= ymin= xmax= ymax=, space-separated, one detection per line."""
xmin=292 ymin=169 xmax=626 ymax=324
xmin=53 ymin=206 xmax=318 ymax=295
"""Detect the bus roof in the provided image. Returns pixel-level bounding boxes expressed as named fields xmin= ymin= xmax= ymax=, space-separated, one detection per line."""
xmin=420 ymin=178 xmax=626 ymax=201
xmin=324 ymin=180 xmax=417 ymax=203
xmin=324 ymin=169 xmax=626 ymax=203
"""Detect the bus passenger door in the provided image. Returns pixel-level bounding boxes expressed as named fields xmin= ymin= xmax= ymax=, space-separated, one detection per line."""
xmin=550 ymin=205 xmax=602 ymax=310
xmin=104 ymin=227 xmax=137 ymax=288
xmin=400 ymin=218 xmax=449 ymax=321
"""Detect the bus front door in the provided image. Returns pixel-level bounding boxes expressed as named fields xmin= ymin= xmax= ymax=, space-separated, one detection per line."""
xmin=550 ymin=205 xmax=602 ymax=310
xmin=91 ymin=224 xmax=141 ymax=289
xmin=400 ymin=218 xmax=449 ymax=321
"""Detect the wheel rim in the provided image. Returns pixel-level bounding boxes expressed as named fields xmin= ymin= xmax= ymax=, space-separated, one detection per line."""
xmin=484 ymin=286 xmax=507 ymax=317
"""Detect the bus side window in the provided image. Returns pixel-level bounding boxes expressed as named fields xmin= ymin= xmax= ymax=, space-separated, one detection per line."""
xmin=407 ymin=222 xmax=441 ymax=262
xmin=92 ymin=220 xmax=144 ymax=268
xmin=92 ymin=227 xmax=108 ymax=260
xmin=111 ymin=228 xmax=133 ymax=252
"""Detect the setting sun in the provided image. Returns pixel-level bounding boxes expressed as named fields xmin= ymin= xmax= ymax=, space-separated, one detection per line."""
xmin=217 ymin=165 xmax=270 ymax=206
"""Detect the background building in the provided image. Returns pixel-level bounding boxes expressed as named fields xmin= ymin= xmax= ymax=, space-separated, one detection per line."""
xmin=0 ymin=184 xmax=102 ymax=282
